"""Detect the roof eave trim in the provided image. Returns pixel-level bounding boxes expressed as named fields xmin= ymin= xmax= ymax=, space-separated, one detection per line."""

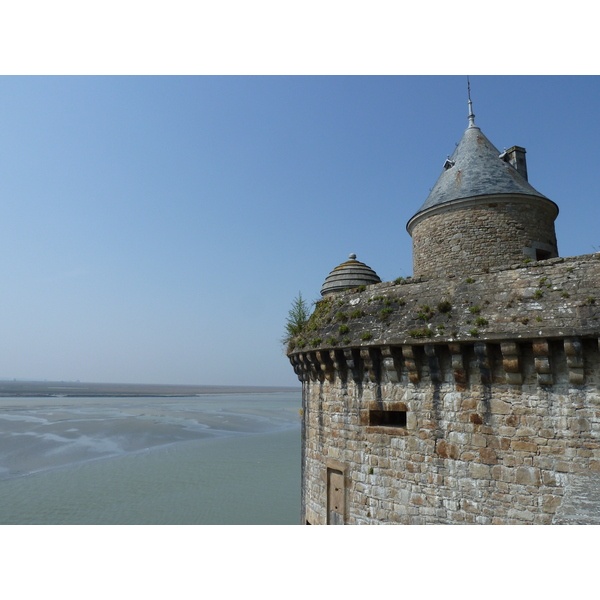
xmin=406 ymin=193 xmax=559 ymax=235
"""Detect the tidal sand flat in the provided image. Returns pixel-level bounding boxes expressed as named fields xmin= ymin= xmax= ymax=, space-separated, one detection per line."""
xmin=0 ymin=390 xmax=301 ymax=524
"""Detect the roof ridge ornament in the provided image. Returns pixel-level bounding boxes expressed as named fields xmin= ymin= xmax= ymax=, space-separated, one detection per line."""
xmin=467 ymin=76 xmax=476 ymax=128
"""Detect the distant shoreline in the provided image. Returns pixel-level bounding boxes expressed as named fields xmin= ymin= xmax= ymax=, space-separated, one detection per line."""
xmin=0 ymin=380 xmax=300 ymax=398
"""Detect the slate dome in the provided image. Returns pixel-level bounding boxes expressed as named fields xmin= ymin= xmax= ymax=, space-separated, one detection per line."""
xmin=320 ymin=254 xmax=381 ymax=296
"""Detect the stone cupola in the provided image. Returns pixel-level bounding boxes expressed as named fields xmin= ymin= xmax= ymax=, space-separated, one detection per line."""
xmin=406 ymin=96 xmax=559 ymax=279
xmin=320 ymin=254 xmax=381 ymax=296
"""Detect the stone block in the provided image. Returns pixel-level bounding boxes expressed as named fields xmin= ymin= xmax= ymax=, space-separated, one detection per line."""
xmin=542 ymin=495 xmax=562 ymax=514
xmin=479 ymin=448 xmax=498 ymax=464
xmin=470 ymin=413 xmax=484 ymax=425
xmin=507 ymin=508 xmax=534 ymax=522
xmin=511 ymin=441 xmax=538 ymax=453
xmin=490 ymin=399 xmax=511 ymax=414
xmin=542 ymin=471 xmax=559 ymax=487
xmin=486 ymin=436 xmax=501 ymax=449
xmin=539 ymin=444 xmax=565 ymax=455
xmin=505 ymin=414 xmax=519 ymax=427
xmin=539 ymin=428 xmax=555 ymax=439
xmin=472 ymin=433 xmax=487 ymax=447
xmin=506 ymin=372 xmax=523 ymax=385
xmin=448 ymin=431 xmax=469 ymax=445
xmin=516 ymin=427 xmax=536 ymax=437
xmin=515 ymin=466 xmax=541 ymax=486
xmin=491 ymin=465 xmax=513 ymax=482
xmin=533 ymin=456 xmax=553 ymax=470
xmin=569 ymin=417 xmax=591 ymax=433
xmin=534 ymin=514 xmax=554 ymax=525
xmin=436 ymin=440 xmax=460 ymax=460
xmin=470 ymin=464 xmax=491 ymax=479
xmin=461 ymin=398 xmax=478 ymax=410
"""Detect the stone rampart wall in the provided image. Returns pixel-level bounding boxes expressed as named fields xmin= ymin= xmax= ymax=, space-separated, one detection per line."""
xmin=289 ymin=254 xmax=600 ymax=524
xmin=294 ymin=339 xmax=600 ymax=524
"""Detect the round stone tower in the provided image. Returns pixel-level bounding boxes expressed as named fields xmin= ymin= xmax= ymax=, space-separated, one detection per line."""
xmin=288 ymin=89 xmax=600 ymax=526
xmin=320 ymin=254 xmax=381 ymax=296
xmin=406 ymin=99 xmax=559 ymax=279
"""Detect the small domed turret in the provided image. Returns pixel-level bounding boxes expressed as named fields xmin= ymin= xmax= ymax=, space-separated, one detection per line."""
xmin=320 ymin=254 xmax=381 ymax=296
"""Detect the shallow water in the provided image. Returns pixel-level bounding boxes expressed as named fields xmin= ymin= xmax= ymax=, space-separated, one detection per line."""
xmin=0 ymin=392 xmax=302 ymax=525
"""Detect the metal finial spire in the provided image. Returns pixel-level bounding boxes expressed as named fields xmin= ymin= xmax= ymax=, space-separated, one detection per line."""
xmin=467 ymin=76 xmax=476 ymax=128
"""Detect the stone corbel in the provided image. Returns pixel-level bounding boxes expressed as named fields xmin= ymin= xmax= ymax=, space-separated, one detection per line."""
xmin=564 ymin=337 xmax=584 ymax=385
xmin=329 ymin=349 xmax=347 ymax=381
xmin=381 ymin=346 xmax=402 ymax=383
xmin=448 ymin=343 xmax=468 ymax=384
xmin=289 ymin=354 xmax=307 ymax=382
xmin=343 ymin=348 xmax=362 ymax=382
xmin=315 ymin=351 xmax=335 ymax=382
xmin=360 ymin=348 xmax=380 ymax=383
xmin=500 ymin=341 xmax=523 ymax=385
xmin=424 ymin=345 xmax=441 ymax=383
xmin=296 ymin=352 xmax=310 ymax=381
xmin=402 ymin=345 xmax=420 ymax=384
xmin=305 ymin=352 xmax=322 ymax=382
xmin=532 ymin=339 xmax=553 ymax=386
xmin=474 ymin=342 xmax=493 ymax=384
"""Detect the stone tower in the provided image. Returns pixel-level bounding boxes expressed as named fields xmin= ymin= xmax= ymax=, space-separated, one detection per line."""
xmin=288 ymin=92 xmax=600 ymax=525
xmin=407 ymin=100 xmax=559 ymax=278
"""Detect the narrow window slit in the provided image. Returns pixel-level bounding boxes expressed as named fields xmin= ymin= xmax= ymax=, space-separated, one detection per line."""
xmin=369 ymin=410 xmax=407 ymax=427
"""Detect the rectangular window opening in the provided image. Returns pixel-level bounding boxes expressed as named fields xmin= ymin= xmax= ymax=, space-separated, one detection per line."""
xmin=536 ymin=249 xmax=552 ymax=261
xmin=369 ymin=409 xmax=407 ymax=427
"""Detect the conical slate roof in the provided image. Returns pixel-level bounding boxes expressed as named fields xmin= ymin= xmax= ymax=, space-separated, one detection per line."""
xmin=321 ymin=254 xmax=381 ymax=296
xmin=409 ymin=125 xmax=550 ymax=223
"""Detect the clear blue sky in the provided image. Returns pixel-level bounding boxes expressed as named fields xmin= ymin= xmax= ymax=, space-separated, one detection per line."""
xmin=0 ymin=75 xmax=598 ymax=386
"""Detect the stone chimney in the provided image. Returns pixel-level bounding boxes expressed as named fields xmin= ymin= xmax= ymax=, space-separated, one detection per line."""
xmin=502 ymin=145 xmax=528 ymax=181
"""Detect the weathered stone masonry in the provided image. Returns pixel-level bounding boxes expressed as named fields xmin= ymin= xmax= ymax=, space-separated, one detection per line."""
xmin=290 ymin=256 xmax=600 ymax=524
xmin=409 ymin=197 xmax=558 ymax=279
xmin=288 ymin=101 xmax=600 ymax=524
